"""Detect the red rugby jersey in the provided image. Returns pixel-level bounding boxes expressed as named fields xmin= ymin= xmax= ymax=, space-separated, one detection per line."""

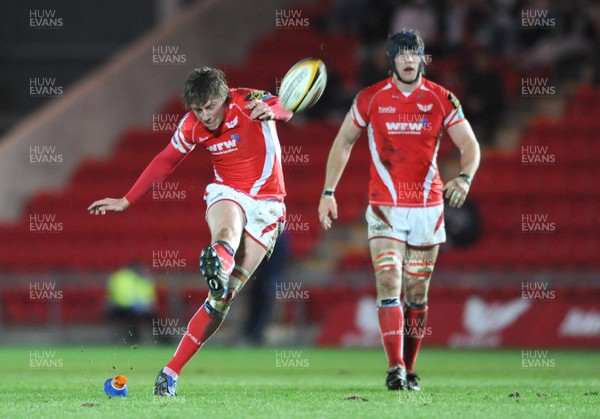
xmin=350 ymin=77 xmax=465 ymax=207
xmin=125 ymin=88 xmax=292 ymax=203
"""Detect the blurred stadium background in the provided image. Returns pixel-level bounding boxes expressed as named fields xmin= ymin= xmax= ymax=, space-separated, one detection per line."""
xmin=0 ymin=0 xmax=598 ymax=354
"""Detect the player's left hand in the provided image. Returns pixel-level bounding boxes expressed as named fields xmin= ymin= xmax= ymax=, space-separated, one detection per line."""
xmin=442 ymin=176 xmax=470 ymax=208
xmin=318 ymin=195 xmax=338 ymax=230
xmin=87 ymin=197 xmax=130 ymax=215
xmin=246 ymin=100 xmax=275 ymax=121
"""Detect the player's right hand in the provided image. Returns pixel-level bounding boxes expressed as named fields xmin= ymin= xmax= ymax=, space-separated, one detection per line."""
xmin=245 ymin=100 xmax=275 ymax=121
xmin=87 ymin=197 xmax=130 ymax=215
xmin=318 ymin=195 xmax=337 ymax=230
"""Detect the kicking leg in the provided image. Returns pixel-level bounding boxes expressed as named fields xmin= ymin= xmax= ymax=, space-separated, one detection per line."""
xmin=155 ymin=200 xmax=246 ymax=396
xmin=155 ymin=232 xmax=269 ymax=395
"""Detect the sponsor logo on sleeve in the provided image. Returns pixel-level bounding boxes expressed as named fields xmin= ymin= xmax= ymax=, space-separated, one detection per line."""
xmin=245 ymin=90 xmax=274 ymax=101
xmin=448 ymin=92 xmax=461 ymax=109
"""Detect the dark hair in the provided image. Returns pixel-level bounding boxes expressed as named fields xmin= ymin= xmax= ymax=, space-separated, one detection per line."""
xmin=182 ymin=67 xmax=229 ymax=110
xmin=386 ymin=30 xmax=425 ymax=60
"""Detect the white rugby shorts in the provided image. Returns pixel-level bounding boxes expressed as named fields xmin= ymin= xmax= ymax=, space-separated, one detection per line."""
xmin=366 ymin=204 xmax=446 ymax=247
xmin=204 ymin=183 xmax=286 ymax=254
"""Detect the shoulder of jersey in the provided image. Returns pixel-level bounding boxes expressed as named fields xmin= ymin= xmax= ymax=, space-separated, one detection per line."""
xmin=421 ymin=78 xmax=461 ymax=108
xmin=179 ymin=111 xmax=197 ymax=130
xmin=359 ymin=77 xmax=392 ymax=98
xmin=360 ymin=78 xmax=393 ymax=97
xmin=421 ymin=78 xmax=447 ymax=96
xmin=178 ymin=111 xmax=207 ymax=138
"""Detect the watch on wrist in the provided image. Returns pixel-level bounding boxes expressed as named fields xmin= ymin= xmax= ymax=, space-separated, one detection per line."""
xmin=458 ymin=172 xmax=472 ymax=185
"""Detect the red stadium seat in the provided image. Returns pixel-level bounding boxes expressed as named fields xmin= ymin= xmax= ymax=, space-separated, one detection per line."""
xmin=59 ymin=286 xmax=106 ymax=324
xmin=2 ymin=288 xmax=51 ymax=325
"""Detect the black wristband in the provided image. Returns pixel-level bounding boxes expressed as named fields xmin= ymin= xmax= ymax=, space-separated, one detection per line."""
xmin=458 ymin=173 xmax=472 ymax=185
xmin=322 ymin=190 xmax=335 ymax=197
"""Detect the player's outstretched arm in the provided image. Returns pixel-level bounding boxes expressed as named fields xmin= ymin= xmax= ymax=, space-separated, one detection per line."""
xmin=319 ymin=113 xmax=362 ymax=230
xmin=442 ymin=120 xmax=481 ymax=208
xmin=87 ymin=142 xmax=187 ymax=216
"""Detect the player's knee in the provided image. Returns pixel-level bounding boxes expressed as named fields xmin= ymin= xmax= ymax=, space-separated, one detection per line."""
xmin=202 ymin=299 xmax=226 ymax=319
xmin=405 ymin=282 xmax=428 ymax=305
xmin=376 ymin=270 xmax=402 ymax=294
xmin=214 ymin=226 xmax=237 ymax=244
xmin=373 ymin=249 xmax=402 ymax=292
xmin=204 ymin=296 xmax=232 ymax=319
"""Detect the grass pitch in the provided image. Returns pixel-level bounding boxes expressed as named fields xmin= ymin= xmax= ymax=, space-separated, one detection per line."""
xmin=0 ymin=346 xmax=598 ymax=418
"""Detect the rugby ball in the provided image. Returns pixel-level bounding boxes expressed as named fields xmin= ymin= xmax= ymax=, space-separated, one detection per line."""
xmin=279 ymin=58 xmax=327 ymax=112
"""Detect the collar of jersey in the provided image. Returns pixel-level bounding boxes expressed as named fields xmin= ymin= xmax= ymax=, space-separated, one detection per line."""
xmin=389 ymin=77 xmax=424 ymax=102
